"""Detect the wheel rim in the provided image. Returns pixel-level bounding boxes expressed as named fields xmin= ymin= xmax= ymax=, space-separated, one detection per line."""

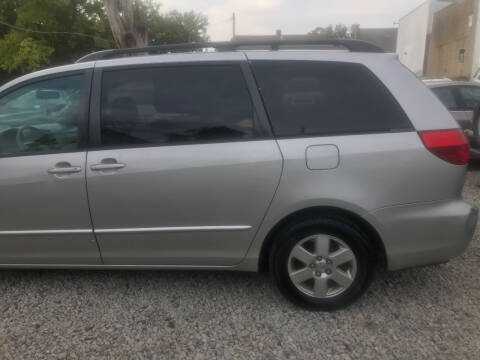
xmin=287 ymin=234 xmax=357 ymax=299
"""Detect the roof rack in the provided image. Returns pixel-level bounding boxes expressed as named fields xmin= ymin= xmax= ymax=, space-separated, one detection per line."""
xmin=76 ymin=39 xmax=384 ymax=63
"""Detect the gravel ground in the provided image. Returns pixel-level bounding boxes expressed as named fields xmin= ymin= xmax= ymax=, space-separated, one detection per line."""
xmin=1 ymin=172 xmax=480 ymax=360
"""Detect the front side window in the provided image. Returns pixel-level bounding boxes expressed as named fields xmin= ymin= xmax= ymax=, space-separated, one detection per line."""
xmin=100 ymin=65 xmax=257 ymax=146
xmin=0 ymin=74 xmax=85 ymax=156
xmin=251 ymin=61 xmax=412 ymax=137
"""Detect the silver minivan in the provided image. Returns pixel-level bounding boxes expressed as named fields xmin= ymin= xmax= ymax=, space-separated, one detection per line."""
xmin=0 ymin=40 xmax=477 ymax=310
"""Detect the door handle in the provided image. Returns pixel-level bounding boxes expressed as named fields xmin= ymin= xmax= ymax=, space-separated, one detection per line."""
xmin=48 ymin=164 xmax=82 ymax=175
xmin=90 ymin=162 xmax=126 ymax=171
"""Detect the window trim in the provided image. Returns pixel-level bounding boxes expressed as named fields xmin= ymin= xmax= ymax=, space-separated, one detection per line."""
xmin=249 ymin=60 xmax=415 ymax=139
xmin=0 ymin=69 xmax=93 ymax=159
xmin=88 ymin=61 xmax=273 ymax=151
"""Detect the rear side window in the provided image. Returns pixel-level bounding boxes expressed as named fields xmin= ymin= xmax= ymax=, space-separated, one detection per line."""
xmin=251 ymin=61 xmax=412 ymax=137
xmin=100 ymin=65 xmax=257 ymax=146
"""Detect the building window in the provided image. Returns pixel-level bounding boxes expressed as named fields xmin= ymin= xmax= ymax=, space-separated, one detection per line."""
xmin=459 ymin=49 xmax=466 ymax=63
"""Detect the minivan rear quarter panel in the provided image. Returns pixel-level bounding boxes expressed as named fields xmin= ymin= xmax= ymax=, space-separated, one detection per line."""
xmin=239 ymin=52 xmax=468 ymax=271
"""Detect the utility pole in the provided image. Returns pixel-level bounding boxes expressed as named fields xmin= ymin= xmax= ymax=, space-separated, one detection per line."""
xmin=232 ymin=12 xmax=236 ymax=39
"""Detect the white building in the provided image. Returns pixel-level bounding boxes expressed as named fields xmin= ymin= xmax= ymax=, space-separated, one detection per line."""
xmin=396 ymin=0 xmax=453 ymax=76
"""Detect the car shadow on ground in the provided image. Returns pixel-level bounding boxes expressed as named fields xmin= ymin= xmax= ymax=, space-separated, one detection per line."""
xmin=0 ymin=259 xmax=465 ymax=312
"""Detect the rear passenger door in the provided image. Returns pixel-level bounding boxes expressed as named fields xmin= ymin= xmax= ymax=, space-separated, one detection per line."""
xmin=86 ymin=62 xmax=282 ymax=266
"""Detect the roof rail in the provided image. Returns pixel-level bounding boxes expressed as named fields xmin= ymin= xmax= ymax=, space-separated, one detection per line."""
xmin=76 ymin=39 xmax=384 ymax=63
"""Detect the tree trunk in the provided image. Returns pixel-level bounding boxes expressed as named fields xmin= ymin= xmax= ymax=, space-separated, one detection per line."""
xmin=102 ymin=0 xmax=148 ymax=48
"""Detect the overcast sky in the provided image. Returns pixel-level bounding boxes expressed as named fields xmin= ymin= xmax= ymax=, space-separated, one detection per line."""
xmin=160 ymin=0 xmax=426 ymax=41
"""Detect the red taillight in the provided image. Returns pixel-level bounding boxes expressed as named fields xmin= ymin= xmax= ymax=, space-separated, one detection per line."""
xmin=419 ymin=129 xmax=470 ymax=165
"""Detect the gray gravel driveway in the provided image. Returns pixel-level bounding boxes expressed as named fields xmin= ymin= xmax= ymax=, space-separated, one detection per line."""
xmin=0 ymin=171 xmax=479 ymax=360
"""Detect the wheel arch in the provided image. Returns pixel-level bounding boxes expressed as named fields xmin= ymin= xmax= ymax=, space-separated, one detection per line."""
xmin=258 ymin=206 xmax=387 ymax=272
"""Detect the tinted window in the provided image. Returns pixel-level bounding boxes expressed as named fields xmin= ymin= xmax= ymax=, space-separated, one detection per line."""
xmin=251 ymin=61 xmax=412 ymax=137
xmin=101 ymin=65 xmax=257 ymax=146
xmin=432 ymin=87 xmax=458 ymax=110
xmin=457 ymin=86 xmax=480 ymax=110
xmin=0 ymin=75 xmax=85 ymax=156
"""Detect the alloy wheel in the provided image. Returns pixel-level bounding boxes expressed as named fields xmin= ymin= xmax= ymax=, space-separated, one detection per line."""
xmin=287 ymin=234 xmax=357 ymax=299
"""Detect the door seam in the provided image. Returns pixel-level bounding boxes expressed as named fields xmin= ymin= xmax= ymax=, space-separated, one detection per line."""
xmin=237 ymin=138 xmax=285 ymax=265
xmin=85 ymin=146 xmax=104 ymax=263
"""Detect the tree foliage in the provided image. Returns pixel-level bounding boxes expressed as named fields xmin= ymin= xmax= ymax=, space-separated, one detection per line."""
xmin=101 ymin=0 xmax=208 ymax=48
xmin=310 ymin=24 xmax=351 ymax=39
xmin=0 ymin=34 xmax=54 ymax=73
xmin=0 ymin=0 xmax=208 ymax=82
xmin=0 ymin=0 xmax=114 ymax=76
xmin=151 ymin=10 xmax=208 ymax=45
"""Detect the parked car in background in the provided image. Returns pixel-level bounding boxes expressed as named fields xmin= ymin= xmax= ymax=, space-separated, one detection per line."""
xmin=0 ymin=40 xmax=477 ymax=311
xmin=424 ymin=79 xmax=480 ymax=158
xmin=472 ymin=69 xmax=480 ymax=84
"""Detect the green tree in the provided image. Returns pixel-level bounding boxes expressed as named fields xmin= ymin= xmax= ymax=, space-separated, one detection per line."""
xmin=102 ymin=0 xmax=208 ymax=48
xmin=153 ymin=10 xmax=208 ymax=44
xmin=0 ymin=0 xmax=18 ymax=38
xmin=0 ymin=0 xmax=208 ymax=83
xmin=0 ymin=0 xmax=115 ymax=81
xmin=310 ymin=24 xmax=350 ymax=39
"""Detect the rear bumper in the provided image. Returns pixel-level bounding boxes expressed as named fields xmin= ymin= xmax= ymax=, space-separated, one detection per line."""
xmin=369 ymin=199 xmax=478 ymax=271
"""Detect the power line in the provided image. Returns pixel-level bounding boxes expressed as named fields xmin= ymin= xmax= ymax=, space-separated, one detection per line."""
xmin=0 ymin=20 xmax=111 ymax=44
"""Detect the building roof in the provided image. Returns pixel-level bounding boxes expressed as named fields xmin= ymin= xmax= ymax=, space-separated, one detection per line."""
xmin=233 ymin=27 xmax=397 ymax=52
xmin=232 ymin=34 xmax=329 ymax=42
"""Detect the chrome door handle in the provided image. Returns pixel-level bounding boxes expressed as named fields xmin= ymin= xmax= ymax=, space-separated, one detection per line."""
xmin=90 ymin=163 xmax=126 ymax=171
xmin=48 ymin=166 xmax=82 ymax=174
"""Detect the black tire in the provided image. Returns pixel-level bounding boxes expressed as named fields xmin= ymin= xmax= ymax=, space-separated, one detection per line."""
xmin=269 ymin=216 xmax=376 ymax=311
